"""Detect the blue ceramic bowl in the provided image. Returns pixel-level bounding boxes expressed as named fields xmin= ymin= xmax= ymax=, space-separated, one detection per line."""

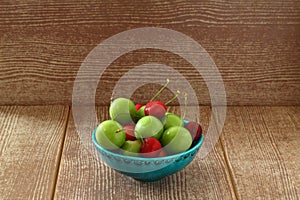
xmin=92 ymin=121 xmax=204 ymax=182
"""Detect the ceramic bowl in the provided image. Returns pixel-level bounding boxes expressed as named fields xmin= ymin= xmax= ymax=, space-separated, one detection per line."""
xmin=92 ymin=120 xmax=204 ymax=182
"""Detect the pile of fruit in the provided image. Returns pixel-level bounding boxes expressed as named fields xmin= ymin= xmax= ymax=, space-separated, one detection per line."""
xmin=95 ymin=81 xmax=203 ymax=158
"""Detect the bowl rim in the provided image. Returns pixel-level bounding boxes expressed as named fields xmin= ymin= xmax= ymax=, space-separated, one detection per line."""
xmin=92 ymin=120 xmax=204 ymax=161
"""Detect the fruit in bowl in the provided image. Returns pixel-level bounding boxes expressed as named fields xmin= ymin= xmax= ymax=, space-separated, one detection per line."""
xmin=95 ymin=120 xmax=126 ymax=150
xmin=92 ymin=81 xmax=204 ymax=181
xmin=92 ymin=122 xmax=204 ymax=182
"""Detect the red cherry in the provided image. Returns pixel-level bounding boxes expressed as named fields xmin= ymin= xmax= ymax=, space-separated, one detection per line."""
xmin=144 ymin=101 xmax=166 ymax=118
xmin=184 ymin=121 xmax=202 ymax=142
xmin=135 ymin=104 xmax=144 ymax=111
xmin=140 ymin=138 xmax=162 ymax=158
xmin=157 ymin=149 xmax=167 ymax=157
xmin=123 ymin=125 xmax=136 ymax=141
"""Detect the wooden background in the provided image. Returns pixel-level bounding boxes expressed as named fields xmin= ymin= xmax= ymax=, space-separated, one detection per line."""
xmin=0 ymin=0 xmax=299 ymax=106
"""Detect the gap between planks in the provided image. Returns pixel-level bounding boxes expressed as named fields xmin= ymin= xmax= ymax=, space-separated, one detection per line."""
xmin=210 ymin=106 xmax=240 ymax=200
xmin=213 ymin=106 xmax=300 ymax=199
xmin=50 ymin=106 xmax=71 ymax=200
xmin=0 ymin=106 xmax=70 ymax=199
xmin=219 ymin=131 xmax=240 ymax=200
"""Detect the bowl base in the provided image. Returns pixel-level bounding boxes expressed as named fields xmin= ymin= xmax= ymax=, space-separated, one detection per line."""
xmin=117 ymin=170 xmax=168 ymax=182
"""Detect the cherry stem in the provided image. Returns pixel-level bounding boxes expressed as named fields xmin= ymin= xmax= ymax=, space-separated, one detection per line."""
xmin=183 ymin=93 xmax=188 ymax=119
xmin=110 ymin=91 xmax=115 ymax=105
xmin=194 ymin=115 xmax=200 ymax=125
xmin=150 ymin=79 xmax=170 ymax=102
xmin=167 ymin=106 xmax=171 ymax=112
xmin=194 ymin=116 xmax=199 ymax=131
xmin=165 ymin=90 xmax=180 ymax=105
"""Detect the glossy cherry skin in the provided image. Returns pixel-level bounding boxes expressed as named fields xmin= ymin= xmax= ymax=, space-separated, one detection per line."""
xmin=147 ymin=101 xmax=166 ymax=110
xmin=140 ymin=138 xmax=162 ymax=158
xmin=144 ymin=101 xmax=166 ymax=119
xmin=123 ymin=125 xmax=136 ymax=141
xmin=184 ymin=121 xmax=202 ymax=143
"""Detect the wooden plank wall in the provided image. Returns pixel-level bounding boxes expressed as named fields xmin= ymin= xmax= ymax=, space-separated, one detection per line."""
xmin=0 ymin=0 xmax=299 ymax=106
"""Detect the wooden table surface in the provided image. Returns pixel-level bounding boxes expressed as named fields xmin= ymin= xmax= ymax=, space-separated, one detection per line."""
xmin=0 ymin=106 xmax=299 ymax=199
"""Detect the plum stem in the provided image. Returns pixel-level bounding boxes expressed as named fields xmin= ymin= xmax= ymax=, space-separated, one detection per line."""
xmin=150 ymin=79 xmax=170 ymax=101
xmin=135 ymin=131 xmax=144 ymax=144
xmin=140 ymin=137 xmax=144 ymax=144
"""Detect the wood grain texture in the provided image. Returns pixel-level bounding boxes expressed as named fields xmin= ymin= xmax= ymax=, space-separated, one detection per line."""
xmin=0 ymin=0 xmax=300 ymax=105
xmin=54 ymin=106 xmax=237 ymax=200
xmin=0 ymin=106 xmax=69 ymax=200
xmin=216 ymin=106 xmax=300 ymax=199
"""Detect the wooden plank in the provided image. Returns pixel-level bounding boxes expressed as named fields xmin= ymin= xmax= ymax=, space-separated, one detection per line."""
xmin=54 ymin=106 xmax=236 ymax=199
xmin=216 ymin=106 xmax=300 ymax=199
xmin=0 ymin=1 xmax=299 ymax=105
xmin=0 ymin=106 xmax=69 ymax=200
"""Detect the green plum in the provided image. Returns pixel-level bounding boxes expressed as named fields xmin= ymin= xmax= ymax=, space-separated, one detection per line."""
xmin=135 ymin=116 xmax=164 ymax=139
xmin=161 ymin=126 xmax=192 ymax=154
xmin=95 ymin=120 xmax=126 ymax=150
xmin=109 ymin=98 xmax=136 ymax=125
xmin=136 ymin=105 xmax=146 ymax=119
xmin=162 ymin=112 xmax=183 ymax=130
xmin=121 ymin=140 xmax=142 ymax=156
